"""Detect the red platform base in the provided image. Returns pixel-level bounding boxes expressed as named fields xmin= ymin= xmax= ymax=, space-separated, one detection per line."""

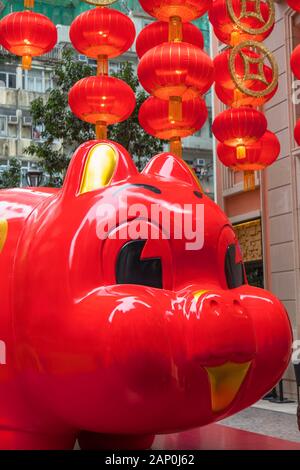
xmin=153 ymin=424 xmax=300 ymax=450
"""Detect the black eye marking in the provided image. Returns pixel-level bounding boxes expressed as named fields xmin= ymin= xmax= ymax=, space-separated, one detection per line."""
xmin=116 ymin=240 xmax=163 ymax=289
xmin=113 ymin=184 xmax=162 ymax=197
xmin=194 ymin=191 xmax=203 ymax=199
xmin=225 ymin=244 xmax=246 ymax=289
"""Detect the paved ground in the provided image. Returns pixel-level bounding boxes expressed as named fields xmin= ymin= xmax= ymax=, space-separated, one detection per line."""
xmin=221 ymin=404 xmax=300 ymax=443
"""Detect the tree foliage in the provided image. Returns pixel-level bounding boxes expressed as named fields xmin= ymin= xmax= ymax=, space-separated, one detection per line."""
xmin=0 ymin=158 xmax=21 ymax=189
xmin=25 ymin=48 xmax=164 ymax=185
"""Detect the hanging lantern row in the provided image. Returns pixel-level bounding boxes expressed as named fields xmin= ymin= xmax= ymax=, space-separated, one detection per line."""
xmin=0 ymin=0 xmax=57 ymax=70
xmin=68 ymin=1 xmax=136 ymax=140
xmin=137 ymin=0 xmax=214 ymax=158
xmin=289 ymin=2 xmax=300 ymax=146
xmin=209 ymin=0 xmax=279 ymax=191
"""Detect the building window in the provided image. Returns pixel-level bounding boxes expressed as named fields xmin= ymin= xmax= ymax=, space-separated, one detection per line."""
xmin=23 ymin=68 xmax=53 ymax=93
xmin=0 ymin=116 xmax=7 ymax=136
xmin=32 ymin=123 xmax=45 ymax=140
xmin=0 ymin=71 xmax=17 ymax=89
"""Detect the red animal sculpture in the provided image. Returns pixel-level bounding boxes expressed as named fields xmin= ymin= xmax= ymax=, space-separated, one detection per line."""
xmin=0 ymin=141 xmax=292 ymax=450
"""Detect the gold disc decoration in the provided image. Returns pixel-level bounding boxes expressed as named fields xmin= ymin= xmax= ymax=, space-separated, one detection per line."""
xmin=229 ymin=40 xmax=278 ymax=97
xmin=82 ymin=0 xmax=118 ymax=5
xmin=227 ymin=0 xmax=275 ymax=36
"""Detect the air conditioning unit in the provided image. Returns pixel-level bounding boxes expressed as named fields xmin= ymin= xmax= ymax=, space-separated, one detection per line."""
xmin=23 ymin=117 xmax=32 ymax=126
xmin=196 ymin=158 xmax=206 ymax=167
xmin=8 ymin=115 xmax=18 ymax=125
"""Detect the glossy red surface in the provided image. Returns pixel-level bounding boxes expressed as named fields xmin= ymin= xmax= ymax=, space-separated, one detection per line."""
xmin=136 ymin=21 xmax=204 ymax=59
xmin=70 ymin=7 xmax=135 ymax=60
xmin=287 ymin=0 xmax=300 ymax=12
xmin=0 ymin=11 xmax=57 ymax=57
xmin=217 ymin=130 xmax=281 ymax=171
xmin=291 ymin=44 xmax=300 ymax=81
xmin=212 ymin=108 xmax=268 ymax=147
xmin=0 ymin=140 xmax=292 ymax=449
xmin=209 ymin=0 xmax=274 ymax=45
xmin=138 ymin=42 xmax=214 ymax=100
xmin=138 ymin=0 xmax=211 ymax=22
xmin=68 ymin=76 xmax=136 ymax=125
xmin=139 ymin=96 xmax=208 ymax=140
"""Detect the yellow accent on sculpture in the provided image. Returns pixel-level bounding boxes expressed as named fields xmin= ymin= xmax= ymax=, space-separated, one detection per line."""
xmin=79 ymin=144 xmax=118 ymax=195
xmin=194 ymin=290 xmax=208 ymax=301
xmin=205 ymin=361 xmax=251 ymax=412
xmin=0 ymin=219 xmax=8 ymax=253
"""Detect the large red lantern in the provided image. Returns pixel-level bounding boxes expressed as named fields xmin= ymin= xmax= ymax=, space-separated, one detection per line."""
xmin=208 ymin=0 xmax=274 ymax=46
xmin=295 ymin=119 xmax=300 ymax=146
xmin=70 ymin=7 xmax=135 ymax=60
xmin=139 ymin=0 xmax=211 ymax=22
xmin=291 ymin=44 xmax=300 ymax=80
xmin=138 ymin=42 xmax=214 ymax=108
xmin=214 ymin=48 xmax=278 ymax=107
xmin=139 ymin=95 xmax=207 ymax=157
xmin=212 ymin=107 xmax=267 ymax=159
xmin=0 ymin=11 xmax=57 ymax=70
xmin=136 ymin=21 xmax=204 ymax=58
xmin=217 ymin=130 xmax=280 ymax=191
xmin=69 ymin=76 xmax=136 ymax=137
xmin=217 ymin=130 xmax=280 ymax=171
xmin=287 ymin=0 xmax=300 ymax=11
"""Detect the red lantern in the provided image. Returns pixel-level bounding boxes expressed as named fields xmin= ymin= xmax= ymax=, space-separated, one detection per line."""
xmin=291 ymin=44 xmax=300 ymax=80
xmin=139 ymin=96 xmax=208 ymax=139
xmin=0 ymin=11 xmax=57 ymax=70
xmin=214 ymin=48 xmax=277 ymax=107
xmin=136 ymin=20 xmax=204 ymax=58
xmin=212 ymin=107 xmax=267 ymax=160
xmin=69 ymin=76 xmax=136 ymax=138
xmin=287 ymin=0 xmax=300 ymax=11
xmin=70 ymin=7 xmax=135 ymax=60
xmin=217 ymin=130 xmax=280 ymax=171
xmin=138 ymin=42 xmax=214 ymax=100
xmin=208 ymin=0 xmax=274 ymax=46
xmin=139 ymin=0 xmax=212 ymax=22
xmin=295 ymin=119 xmax=300 ymax=146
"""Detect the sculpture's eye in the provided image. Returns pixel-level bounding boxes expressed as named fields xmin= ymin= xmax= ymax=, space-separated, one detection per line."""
xmin=225 ymin=244 xmax=246 ymax=289
xmin=116 ymin=240 xmax=163 ymax=289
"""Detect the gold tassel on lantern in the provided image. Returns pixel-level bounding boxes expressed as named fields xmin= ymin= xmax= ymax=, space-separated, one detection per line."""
xmin=24 ymin=0 xmax=34 ymax=8
xmin=169 ymin=96 xmax=182 ymax=123
xmin=170 ymin=137 xmax=182 ymax=158
xmin=22 ymin=55 xmax=32 ymax=70
xmin=169 ymin=16 xmax=183 ymax=42
xmin=236 ymin=144 xmax=246 ymax=160
xmin=96 ymin=121 xmax=108 ymax=140
xmin=97 ymin=55 xmax=108 ymax=76
xmin=244 ymin=171 xmax=255 ymax=192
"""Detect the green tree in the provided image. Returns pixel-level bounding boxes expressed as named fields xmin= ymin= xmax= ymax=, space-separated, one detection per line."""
xmin=0 ymin=158 xmax=21 ymax=189
xmin=25 ymin=48 xmax=163 ymax=185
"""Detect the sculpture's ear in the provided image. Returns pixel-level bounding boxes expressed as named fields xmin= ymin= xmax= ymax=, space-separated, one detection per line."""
xmin=142 ymin=152 xmax=203 ymax=191
xmin=62 ymin=140 xmax=138 ymax=199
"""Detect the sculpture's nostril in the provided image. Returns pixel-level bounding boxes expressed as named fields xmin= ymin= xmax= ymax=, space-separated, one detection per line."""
xmin=233 ymin=299 xmax=245 ymax=316
xmin=209 ymin=299 xmax=222 ymax=317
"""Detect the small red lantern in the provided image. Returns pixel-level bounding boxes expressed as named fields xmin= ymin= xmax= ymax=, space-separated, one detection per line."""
xmin=291 ymin=44 xmax=300 ymax=80
xmin=287 ymin=0 xmax=300 ymax=12
xmin=69 ymin=76 xmax=136 ymax=138
xmin=139 ymin=0 xmax=211 ymax=22
xmin=136 ymin=21 xmax=204 ymax=58
xmin=212 ymin=107 xmax=267 ymax=159
xmin=138 ymin=42 xmax=214 ymax=100
xmin=139 ymin=95 xmax=207 ymax=138
xmin=214 ymin=48 xmax=277 ymax=107
xmin=295 ymin=119 xmax=300 ymax=146
xmin=0 ymin=11 xmax=57 ymax=70
xmin=217 ymin=130 xmax=280 ymax=191
xmin=208 ymin=0 xmax=274 ymax=46
xmin=70 ymin=7 xmax=135 ymax=60
xmin=217 ymin=130 xmax=280 ymax=171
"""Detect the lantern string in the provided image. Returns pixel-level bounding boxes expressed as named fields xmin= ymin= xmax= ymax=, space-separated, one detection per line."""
xmin=170 ymin=137 xmax=182 ymax=159
xmin=24 ymin=0 xmax=34 ymax=9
